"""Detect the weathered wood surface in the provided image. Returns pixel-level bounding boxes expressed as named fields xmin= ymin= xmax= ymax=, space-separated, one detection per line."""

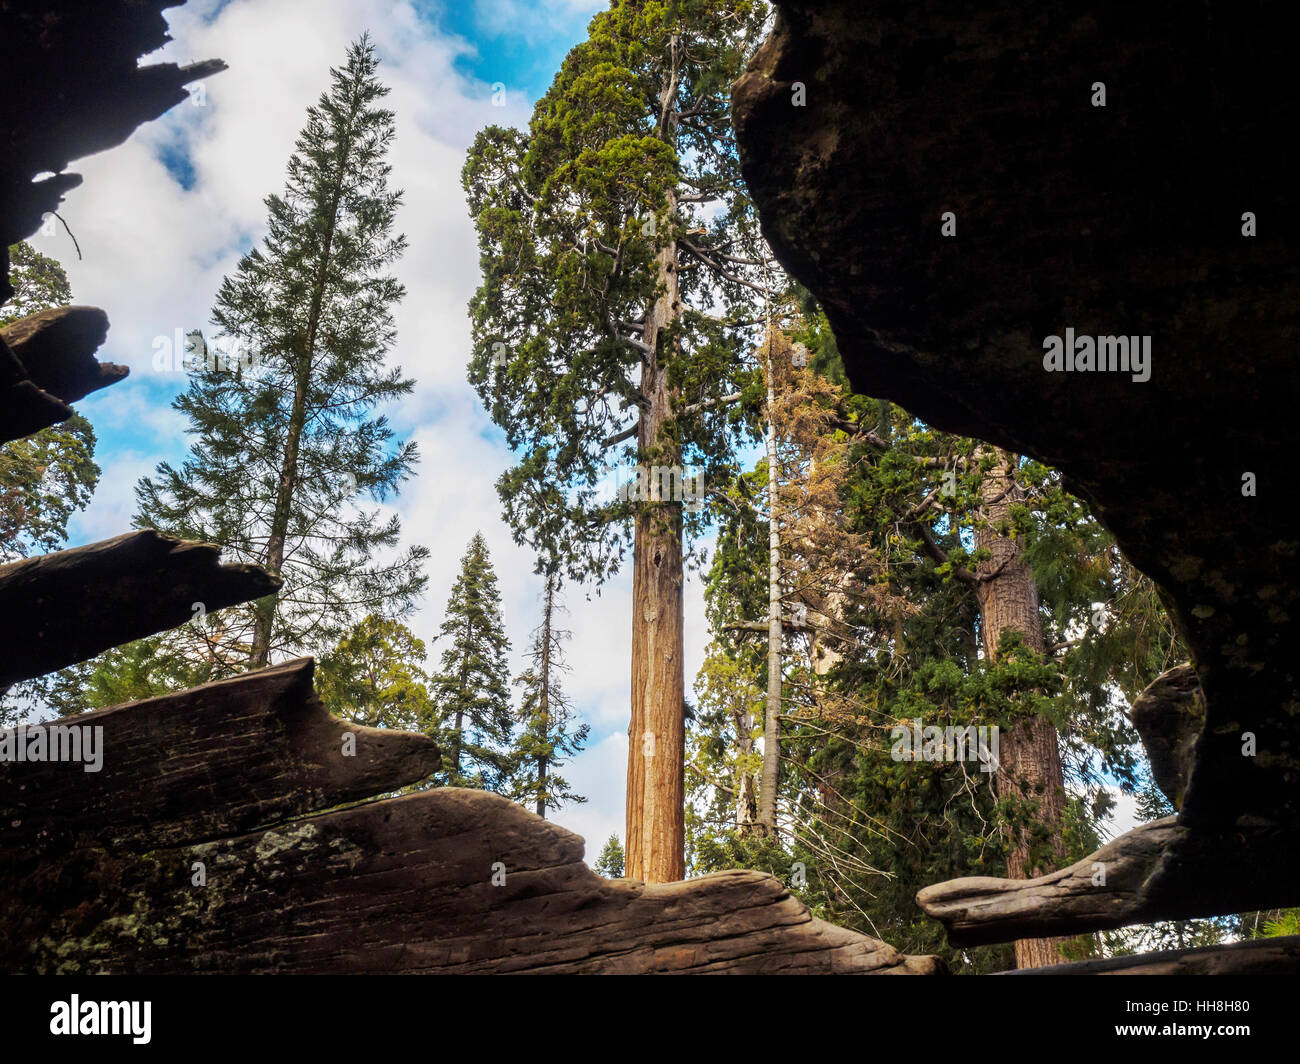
xmin=0 ymin=308 xmax=128 ymax=443
xmin=1129 ymin=664 xmax=1204 ymax=810
xmin=1 ymin=662 xmax=942 ymax=974
xmin=917 ymin=817 xmax=1300 ymax=946
xmin=3 ymin=789 xmax=944 ymax=975
xmin=0 ymin=530 xmax=281 ymax=688
xmin=0 ymin=368 xmax=74 ymax=444
xmin=733 ymin=0 xmax=1300 ymax=942
xmin=0 ymin=658 xmax=438 ymax=852
xmin=2 ymin=307 xmax=126 ymax=403
xmin=1007 ymin=935 xmax=1300 ymax=976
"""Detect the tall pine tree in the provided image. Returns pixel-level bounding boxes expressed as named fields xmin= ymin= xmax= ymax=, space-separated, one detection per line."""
xmin=511 ymin=571 xmax=589 ymax=817
xmin=432 ymin=533 xmax=514 ymax=791
xmin=136 ymin=36 xmax=426 ymax=670
xmin=463 ymin=0 xmax=772 ymax=882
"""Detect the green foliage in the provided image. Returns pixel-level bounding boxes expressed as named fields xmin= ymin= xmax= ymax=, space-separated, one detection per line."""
xmin=510 ymin=573 xmax=589 ymax=816
xmin=25 ymin=634 xmax=218 ymax=720
xmin=431 ymin=533 xmax=515 ymax=791
xmin=135 ymin=36 xmax=426 ymax=671
xmin=0 ymin=412 xmax=98 ymax=563
xmin=594 ymin=834 xmax=624 ymax=878
xmin=0 ymin=244 xmax=101 ymax=563
xmin=317 ymin=614 xmax=435 ymax=733
xmin=688 ymin=302 xmax=1194 ymax=969
xmin=686 ymin=645 xmax=762 ymax=851
xmin=1 ymin=241 xmax=71 ymax=325
xmin=462 ymin=0 xmax=771 ymax=582
xmin=1254 ymin=909 xmax=1300 ymax=938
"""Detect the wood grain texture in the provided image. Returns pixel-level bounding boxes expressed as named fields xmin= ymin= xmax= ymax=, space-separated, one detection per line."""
xmin=732 ymin=0 xmax=1300 ymax=944
xmin=0 ymin=658 xmax=440 ymax=853
xmin=1007 ymin=935 xmax=1300 ymax=976
xmin=0 ymin=530 xmax=282 ymax=687
xmin=917 ymin=816 xmax=1300 ymax=946
xmin=1 ymin=658 xmax=943 ymax=974
xmin=4 ymin=787 xmax=943 ymax=974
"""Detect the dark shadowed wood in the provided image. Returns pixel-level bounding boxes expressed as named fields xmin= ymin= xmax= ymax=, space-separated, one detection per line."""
xmin=917 ymin=817 xmax=1300 ymax=945
xmin=0 ymin=374 xmax=73 ymax=445
xmin=733 ymin=0 xmax=1300 ymax=943
xmin=1 ymin=307 xmax=127 ymax=404
xmin=1 ymin=1 xmax=226 ymax=297
xmin=1 ymin=335 xmax=72 ymax=444
xmin=1 ymin=787 xmax=943 ymax=974
xmin=0 ymin=657 xmax=440 ymax=852
xmin=0 ymin=530 xmax=282 ymax=687
xmin=1129 ymin=664 xmax=1204 ymax=810
xmin=1006 ymin=934 xmax=1300 ymax=976
xmin=0 ymin=308 xmax=127 ymax=443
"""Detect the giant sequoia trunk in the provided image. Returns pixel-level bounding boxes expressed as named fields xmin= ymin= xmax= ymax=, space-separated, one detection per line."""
xmin=625 ymin=221 xmax=686 ymax=883
xmin=973 ymin=446 xmax=1069 ymax=970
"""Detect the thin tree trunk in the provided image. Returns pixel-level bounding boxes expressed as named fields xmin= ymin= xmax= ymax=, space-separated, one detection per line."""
xmin=625 ymin=36 xmax=686 ymax=884
xmin=450 ymin=707 xmax=463 ymax=783
xmin=973 ymin=445 xmax=1069 ymax=970
xmin=250 ymin=372 xmax=308 ymax=667
xmin=757 ymin=338 xmax=781 ymax=835
xmin=249 ymin=106 xmax=356 ymax=668
xmin=537 ymin=574 xmax=553 ymax=819
xmin=449 ymin=615 xmax=471 ymax=783
xmin=735 ymin=701 xmax=758 ymax=832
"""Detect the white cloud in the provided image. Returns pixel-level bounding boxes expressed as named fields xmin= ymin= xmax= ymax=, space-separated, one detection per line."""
xmin=560 ymin=730 xmax=628 ymax=864
xmin=28 ymin=0 xmax=710 ymax=856
xmin=1101 ymin=785 xmax=1141 ymax=840
xmin=471 ymin=0 xmax=604 ymax=44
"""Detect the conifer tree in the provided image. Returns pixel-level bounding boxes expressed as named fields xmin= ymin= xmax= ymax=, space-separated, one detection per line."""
xmin=511 ymin=572 xmax=589 ymax=817
xmin=432 ymin=533 xmax=514 ymax=790
xmin=463 ymin=0 xmax=773 ymax=882
xmin=691 ymin=301 xmax=1189 ymax=970
xmin=595 ymin=835 xmax=625 ymax=878
xmin=135 ymin=37 xmax=426 ymax=669
xmin=317 ymin=613 xmax=435 ymax=733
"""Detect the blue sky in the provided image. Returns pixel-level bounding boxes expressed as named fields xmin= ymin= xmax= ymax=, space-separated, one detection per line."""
xmin=33 ymin=0 xmax=655 ymax=858
xmin=428 ymin=0 xmax=591 ymax=98
xmin=20 ymin=0 xmax=1140 ymax=864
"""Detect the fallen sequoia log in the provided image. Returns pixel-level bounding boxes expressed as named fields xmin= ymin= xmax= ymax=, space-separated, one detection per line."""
xmin=732 ymin=0 xmax=1300 ymax=941
xmin=0 ymin=659 xmax=438 ymax=851
xmin=0 ymin=0 xmax=948 ymax=976
xmin=916 ymin=817 xmax=1300 ymax=946
xmin=0 ymin=659 xmax=944 ymax=974
xmin=1005 ymin=934 xmax=1300 ymax=976
xmin=1128 ymin=664 xmax=1204 ymax=811
xmin=1 ymin=307 xmax=128 ymax=444
xmin=0 ymin=530 xmax=282 ymax=689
